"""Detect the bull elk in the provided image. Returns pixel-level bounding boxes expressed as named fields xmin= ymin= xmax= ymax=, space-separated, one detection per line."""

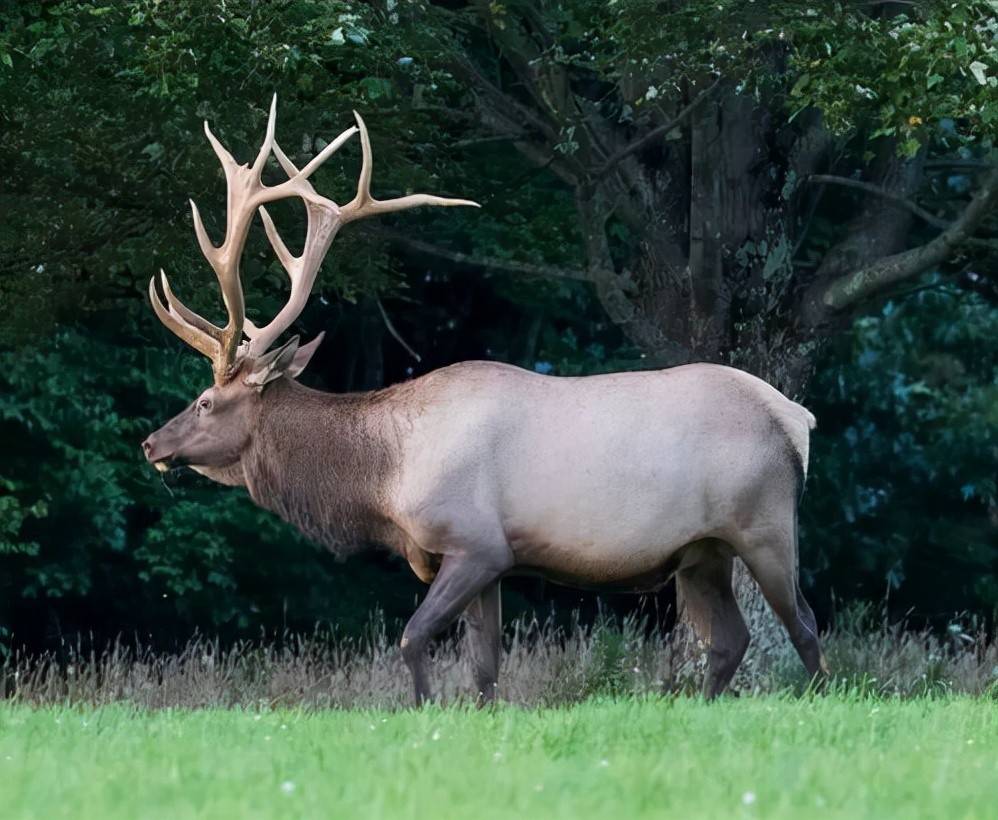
xmin=142 ymin=98 xmax=828 ymax=703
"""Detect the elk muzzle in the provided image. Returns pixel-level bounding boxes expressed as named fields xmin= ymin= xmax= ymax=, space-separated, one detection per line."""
xmin=141 ymin=433 xmax=177 ymax=472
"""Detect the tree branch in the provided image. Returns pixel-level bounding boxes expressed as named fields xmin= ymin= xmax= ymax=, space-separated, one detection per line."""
xmin=805 ymin=174 xmax=950 ymax=229
xmin=453 ymin=133 xmax=530 ymax=149
xmin=451 ymin=52 xmax=581 ymax=186
xmin=820 ymin=168 xmax=998 ymax=311
xmin=375 ymin=228 xmax=592 ymax=282
xmin=924 ymin=159 xmax=996 ymax=170
xmin=595 ymin=78 xmax=720 ymax=179
xmin=806 ymin=174 xmax=998 ymax=249
xmin=450 ymin=53 xmax=560 ymax=144
xmin=376 ymin=299 xmax=421 ymax=363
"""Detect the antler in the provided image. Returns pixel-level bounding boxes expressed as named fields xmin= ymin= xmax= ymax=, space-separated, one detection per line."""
xmin=151 ymin=95 xmax=274 ymax=383
xmin=150 ymin=96 xmax=357 ymax=382
xmin=150 ymin=99 xmax=478 ymax=380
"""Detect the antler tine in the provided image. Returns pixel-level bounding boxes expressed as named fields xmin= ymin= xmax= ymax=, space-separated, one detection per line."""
xmin=159 ymin=269 xmax=224 ymax=340
xmin=251 ymin=94 xmax=278 ymax=175
xmin=188 ymin=199 xmax=219 ymax=270
xmin=257 ymin=203 xmax=296 ymax=271
xmin=203 ymin=120 xmax=238 ymax=174
xmin=148 ymin=275 xmax=219 ymax=361
xmin=339 ymin=111 xmax=480 ymax=224
xmin=293 ymin=124 xmax=359 ymax=182
xmin=245 ymin=139 xmax=344 ymax=357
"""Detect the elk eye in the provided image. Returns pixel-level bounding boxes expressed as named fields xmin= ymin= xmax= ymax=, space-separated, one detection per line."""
xmin=197 ymin=398 xmax=212 ymax=413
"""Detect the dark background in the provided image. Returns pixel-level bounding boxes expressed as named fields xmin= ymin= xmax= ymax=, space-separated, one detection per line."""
xmin=1 ymin=1 xmax=995 ymax=653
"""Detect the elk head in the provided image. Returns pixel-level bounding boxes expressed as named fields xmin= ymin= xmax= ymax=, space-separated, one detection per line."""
xmin=141 ymin=97 xmax=477 ymax=476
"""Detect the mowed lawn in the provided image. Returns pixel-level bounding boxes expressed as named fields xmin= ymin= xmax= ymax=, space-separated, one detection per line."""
xmin=1 ymin=696 xmax=995 ymax=819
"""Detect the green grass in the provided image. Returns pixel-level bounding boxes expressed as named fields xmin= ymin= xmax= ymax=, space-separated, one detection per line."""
xmin=1 ymin=696 xmax=996 ymax=819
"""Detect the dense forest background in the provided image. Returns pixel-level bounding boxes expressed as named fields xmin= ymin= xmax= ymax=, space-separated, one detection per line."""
xmin=1 ymin=0 xmax=996 ymax=653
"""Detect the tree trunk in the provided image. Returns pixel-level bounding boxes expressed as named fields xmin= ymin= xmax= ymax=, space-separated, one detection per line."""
xmin=582 ymin=89 xmax=809 ymax=669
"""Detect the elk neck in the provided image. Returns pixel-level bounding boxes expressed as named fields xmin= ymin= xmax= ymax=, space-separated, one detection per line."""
xmin=240 ymin=377 xmax=405 ymax=557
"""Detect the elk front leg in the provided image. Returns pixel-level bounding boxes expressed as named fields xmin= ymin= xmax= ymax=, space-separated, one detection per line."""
xmin=463 ymin=581 xmax=502 ymax=705
xmin=401 ymin=554 xmax=508 ymax=706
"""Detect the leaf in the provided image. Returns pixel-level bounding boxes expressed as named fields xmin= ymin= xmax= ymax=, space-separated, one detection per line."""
xmin=926 ymin=73 xmax=944 ymax=89
xmin=899 ymin=137 xmax=921 ymax=158
xmin=790 ymin=72 xmax=811 ymax=97
xmin=359 ymin=77 xmax=392 ymax=101
xmin=969 ymin=60 xmax=988 ymax=85
xmin=141 ymin=142 xmax=164 ymax=161
xmin=762 ymin=237 xmax=790 ymax=280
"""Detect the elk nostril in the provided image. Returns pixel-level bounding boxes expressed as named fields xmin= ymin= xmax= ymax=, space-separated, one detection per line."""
xmin=142 ymin=438 xmax=153 ymax=457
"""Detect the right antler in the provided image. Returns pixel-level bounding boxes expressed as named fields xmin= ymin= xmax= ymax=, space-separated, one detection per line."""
xmin=242 ymin=141 xmax=346 ymax=359
xmin=340 ymin=111 xmax=479 ymax=224
xmin=244 ymin=110 xmax=479 ymax=358
xmin=151 ymin=99 xmax=478 ymax=382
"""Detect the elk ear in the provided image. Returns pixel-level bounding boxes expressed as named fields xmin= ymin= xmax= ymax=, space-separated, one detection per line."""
xmin=284 ymin=331 xmax=324 ymax=380
xmin=244 ymin=335 xmax=301 ymax=389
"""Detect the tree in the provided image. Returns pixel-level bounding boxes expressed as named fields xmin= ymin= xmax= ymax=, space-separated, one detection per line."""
xmin=412 ymin=1 xmax=998 ymax=380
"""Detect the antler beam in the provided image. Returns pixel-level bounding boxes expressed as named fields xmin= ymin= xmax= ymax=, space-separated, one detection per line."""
xmin=244 ymin=140 xmax=345 ymax=358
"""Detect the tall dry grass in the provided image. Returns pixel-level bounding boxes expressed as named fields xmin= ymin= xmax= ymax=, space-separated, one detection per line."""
xmin=2 ymin=606 xmax=995 ymax=709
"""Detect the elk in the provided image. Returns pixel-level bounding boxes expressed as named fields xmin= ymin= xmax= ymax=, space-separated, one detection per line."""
xmin=142 ymin=98 xmax=828 ymax=704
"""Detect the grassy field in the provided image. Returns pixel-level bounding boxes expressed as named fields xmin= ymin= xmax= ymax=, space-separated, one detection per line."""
xmin=1 ymin=695 xmax=995 ymax=819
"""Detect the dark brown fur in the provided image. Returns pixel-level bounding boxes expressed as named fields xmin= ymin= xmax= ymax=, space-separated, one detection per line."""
xmin=243 ymin=379 xmax=402 ymax=557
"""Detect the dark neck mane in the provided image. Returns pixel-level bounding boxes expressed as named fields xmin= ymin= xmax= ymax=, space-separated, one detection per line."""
xmin=242 ymin=378 xmax=401 ymax=557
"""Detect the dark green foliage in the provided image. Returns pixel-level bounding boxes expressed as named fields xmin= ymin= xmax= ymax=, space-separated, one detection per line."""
xmin=599 ymin=1 xmax=998 ymax=148
xmin=0 ymin=0 xmax=472 ymax=346
xmin=802 ymin=285 xmax=998 ymax=617
xmin=0 ymin=327 xmax=424 ymax=647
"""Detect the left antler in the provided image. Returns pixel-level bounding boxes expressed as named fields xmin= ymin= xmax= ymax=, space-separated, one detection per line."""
xmin=151 ymin=99 xmax=479 ymax=375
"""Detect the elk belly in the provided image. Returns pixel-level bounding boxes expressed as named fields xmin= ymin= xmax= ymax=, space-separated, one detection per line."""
xmin=507 ymin=525 xmax=688 ymax=592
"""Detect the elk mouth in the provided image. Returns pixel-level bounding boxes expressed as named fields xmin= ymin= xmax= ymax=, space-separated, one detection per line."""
xmin=149 ymin=453 xmax=191 ymax=473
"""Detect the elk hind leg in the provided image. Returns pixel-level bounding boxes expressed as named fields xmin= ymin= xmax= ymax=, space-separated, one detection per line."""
xmin=737 ymin=529 xmax=828 ymax=681
xmin=677 ymin=544 xmax=749 ymax=699
xmin=462 ymin=581 xmax=502 ymax=705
